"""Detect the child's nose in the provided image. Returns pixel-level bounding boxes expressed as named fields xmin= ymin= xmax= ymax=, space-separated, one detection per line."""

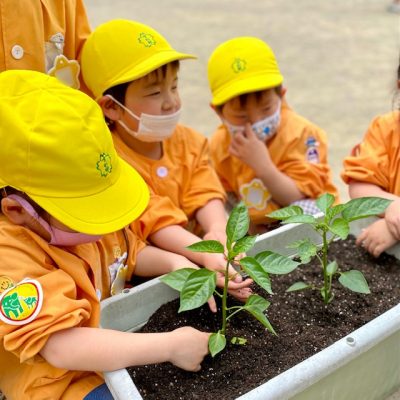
xmin=162 ymin=93 xmax=179 ymax=111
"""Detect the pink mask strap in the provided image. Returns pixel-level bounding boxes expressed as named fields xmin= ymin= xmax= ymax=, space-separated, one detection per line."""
xmin=7 ymin=194 xmax=52 ymax=235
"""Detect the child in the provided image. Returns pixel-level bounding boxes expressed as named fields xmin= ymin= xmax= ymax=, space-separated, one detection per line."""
xmin=80 ymin=20 xmax=253 ymax=298
xmin=0 ymin=70 xmax=211 ymax=400
xmin=341 ymin=65 xmax=400 ymax=258
xmin=207 ymin=37 xmax=339 ymax=233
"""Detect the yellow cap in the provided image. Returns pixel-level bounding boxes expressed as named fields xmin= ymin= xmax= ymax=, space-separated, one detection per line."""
xmin=0 ymin=70 xmax=149 ymax=234
xmin=81 ymin=19 xmax=196 ymax=99
xmin=208 ymin=37 xmax=284 ymax=106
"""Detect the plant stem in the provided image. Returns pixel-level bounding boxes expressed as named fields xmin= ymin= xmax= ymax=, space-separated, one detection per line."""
xmin=322 ymin=230 xmax=330 ymax=304
xmin=226 ymin=307 xmax=243 ymax=322
xmin=221 ymin=259 xmax=230 ymax=335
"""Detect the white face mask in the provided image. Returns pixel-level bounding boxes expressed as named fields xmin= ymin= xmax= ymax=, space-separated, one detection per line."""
xmin=224 ymin=100 xmax=281 ymax=141
xmin=106 ymin=95 xmax=180 ymax=143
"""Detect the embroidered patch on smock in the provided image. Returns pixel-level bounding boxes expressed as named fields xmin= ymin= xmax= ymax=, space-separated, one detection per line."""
xmin=48 ymin=54 xmax=81 ymax=89
xmin=239 ymin=178 xmax=271 ymax=210
xmin=0 ymin=276 xmax=14 ymax=294
xmin=305 ymin=136 xmax=320 ymax=163
xmin=0 ymin=279 xmax=43 ymax=325
xmin=109 ymin=252 xmax=128 ymax=296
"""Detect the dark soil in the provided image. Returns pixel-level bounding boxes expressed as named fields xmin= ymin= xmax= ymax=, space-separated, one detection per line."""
xmin=127 ymin=236 xmax=400 ymax=400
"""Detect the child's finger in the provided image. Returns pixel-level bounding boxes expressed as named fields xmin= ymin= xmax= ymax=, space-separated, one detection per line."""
xmin=244 ymin=122 xmax=255 ymax=138
xmin=228 ymin=287 xmax=253 ymax=301
xmin=207 ymin=296 xmax=217 ymax=313
xmin=355 ymin=229 xmax=367 ymax=246
xmin=226 ymin=278 xmax=253 ymax=289
xmin=387 ymin=222 xmax=400 ymax=240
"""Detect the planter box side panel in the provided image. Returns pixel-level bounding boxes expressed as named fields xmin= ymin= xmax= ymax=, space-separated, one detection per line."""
xmin=291 ymin=331 xmax=400 ymax=400
xmin=101 ymin=277 xmax=179 ymax=332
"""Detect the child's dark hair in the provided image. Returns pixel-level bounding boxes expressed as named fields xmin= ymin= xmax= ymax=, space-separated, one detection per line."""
xmin=216 ymin=85 xmax=283 ymax=113
xmin=103 ymin=61 xmax=180 ymax=128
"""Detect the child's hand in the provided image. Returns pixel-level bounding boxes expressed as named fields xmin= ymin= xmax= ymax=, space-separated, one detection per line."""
xmin=202 ymin=253 xmax=253 ymax=301
xmin=167 ymin=327 xmax=211 ymax=371
xmin=228 ymin=123 xmax=273 ymax=173
xmin=356 ymin=219 xmax=398 ymax=257
xmin=203 ymin=229 xmax=228 ymax=247
xmin=384 ymin=197 xmax=400 ymax=239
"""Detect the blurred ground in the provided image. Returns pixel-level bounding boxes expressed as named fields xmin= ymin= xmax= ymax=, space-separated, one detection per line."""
xmin=85 ymin=0 xmax=400 ymax=203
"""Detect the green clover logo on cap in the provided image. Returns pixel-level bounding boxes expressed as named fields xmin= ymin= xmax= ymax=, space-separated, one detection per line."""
xmin=138 ymin=32 xmax=156 ymax=48
xmin=232 ymin=58 xmax=247 ymax=73
xmin=96 ymin=153 xmax=112 ymax=177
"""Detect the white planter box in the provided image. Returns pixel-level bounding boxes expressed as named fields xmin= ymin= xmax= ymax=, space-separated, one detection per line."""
xmin=100 ymin=218 xmax=400 ymax=400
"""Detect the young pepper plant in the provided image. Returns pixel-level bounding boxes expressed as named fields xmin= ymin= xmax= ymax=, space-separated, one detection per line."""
xmin=160 ymin=202 xmax=300 ymax=357
xmin=268 ymin=194 xmax=392 ymax=304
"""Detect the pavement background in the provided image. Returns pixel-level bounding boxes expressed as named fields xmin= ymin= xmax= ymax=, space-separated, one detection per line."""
xmin=85 ymin=0 xmax=400 ymax=202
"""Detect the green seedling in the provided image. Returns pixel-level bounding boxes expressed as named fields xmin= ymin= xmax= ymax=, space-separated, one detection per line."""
xmin=268 ymin=194 xmax=392 ymax=304
xmin=161 ymin=202 xmax=300 ymax=357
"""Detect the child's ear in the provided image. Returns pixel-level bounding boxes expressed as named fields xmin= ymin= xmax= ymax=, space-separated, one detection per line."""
xmin=98 ymin=95 xmax=121 ymax=121
xmin=210 ymin=103 xmax=223 ymax=118
xmin=1 ymin=198 xmax=28 ymax=225
xmin=280 ymin=86 xmax=287 ymax=97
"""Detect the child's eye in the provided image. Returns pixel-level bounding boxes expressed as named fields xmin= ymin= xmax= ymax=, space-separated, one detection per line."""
xmin=146 ymin=91 xmax=161 ymax=97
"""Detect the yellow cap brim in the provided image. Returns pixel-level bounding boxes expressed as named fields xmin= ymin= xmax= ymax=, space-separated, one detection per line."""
xmin=211 ymin=73 xmax=283 ymax=106
xmin=99 ymin=50 xmax=196 ymax=99
xmin=30 ymin=158 xmax=149 ymax=235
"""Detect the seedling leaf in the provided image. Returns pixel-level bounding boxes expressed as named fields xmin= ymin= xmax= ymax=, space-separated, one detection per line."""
xmin=326 ymin=204 xmax=348 ymax=220
xmin=281 ymin=214 xmax=316 ymax=225
xmin=326 ymin=261 xmax=338 ymax=276
xmin=338 ymin=270 xmax=370 ymax=294
xmin=226 ymin=202 xmax=249 ymax=248
xmin=255 ymin=250 xmax=300 ymax=274
xmin=286 ymin=282 xmax=311 ymax=292
xmin=341 ymin=197 xmax=392 ymax=222
xmin=287 ymin=239 xmax=317 ymax=263
xmin=268 ymin=205 xmax=303 ymax=220
xmin=179 ymin=269 xmax=217 ymax=312
xmin=243 ymin=295 xmax=276 ymax=335
xmin=231 ymin=235 xmax=257 ymax=257
xmin=187 ymin=240 xmax=224 ymax=254
xmin=209 ymin=331 xmax=226 ymax=357
xmin=231 ymin=337 xmax=247 ymax=345
xmin=240 ymin=257 xmax=272 ymax=294
xmin=316 ymin=193 xmax=335 ymax=214
xmin=329 ymin=218 xmax=350 ymax=240
xmin=160 ymin=268 xmax=198 ymax=292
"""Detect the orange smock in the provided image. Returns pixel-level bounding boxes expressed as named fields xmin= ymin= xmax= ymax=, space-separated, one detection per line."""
xmin=210 ymin=103 xmax=338 ymax=225
xmin=0 ymin=215 xmax=145 ymax=400
xmin=341 ymin=111 xmax=400 ymax=195
xmin=0 ymin=0 xmax=91 ymax=90
xmin=113 ymin=124 xmax=226 ymax=239
xmin=131 ymin=192 xmax=188 ymax=242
